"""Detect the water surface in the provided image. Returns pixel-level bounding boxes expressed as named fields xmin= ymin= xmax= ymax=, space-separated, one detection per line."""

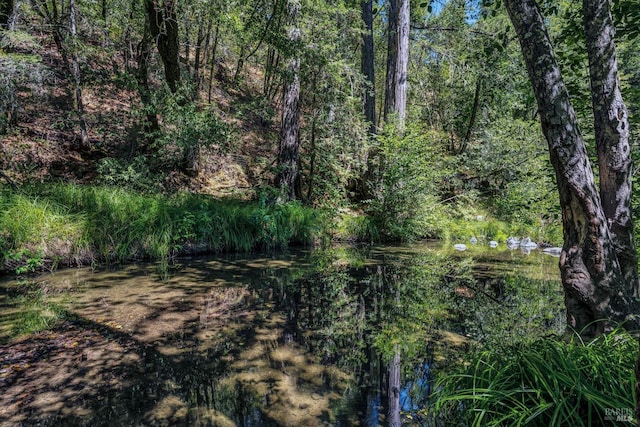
xmin=0 ymin=242 xmax=564 ymax=426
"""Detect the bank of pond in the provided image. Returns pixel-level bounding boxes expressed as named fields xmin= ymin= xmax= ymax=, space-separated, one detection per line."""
xmin=0 ymin=242 xmax=635 ymax=426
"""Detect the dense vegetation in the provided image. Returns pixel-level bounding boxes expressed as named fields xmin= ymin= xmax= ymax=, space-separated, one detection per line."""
xmin=1 ymin=0 xmax=639 ymax=423
xmin=5 ymin=0 xmax=628 ymax=270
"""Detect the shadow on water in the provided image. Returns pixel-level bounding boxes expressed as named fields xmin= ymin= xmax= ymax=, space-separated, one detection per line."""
xmin=0 ymin=242 xmax=563 ymax=426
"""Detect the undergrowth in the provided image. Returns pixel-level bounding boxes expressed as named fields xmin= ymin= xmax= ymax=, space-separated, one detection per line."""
xmin=0 ymin=184 xmax=324 ymax=273
xmin=433 ymin=328 xmax=637 ymax=426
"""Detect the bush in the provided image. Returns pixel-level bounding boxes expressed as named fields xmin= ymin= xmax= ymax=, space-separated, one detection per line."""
xmin=366 ymin=125 xmax=453 ymax=241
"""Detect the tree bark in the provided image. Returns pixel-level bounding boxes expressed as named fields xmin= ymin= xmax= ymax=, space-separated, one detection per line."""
xmin=383 ymin=0 xmax=397 ymax=124
xmin=504 ymin=0 xmax=640 ymax=336
xmin=394 ymin=0 xmax=409 ymax=128
xmin=276 ymin=0 xmax=301 ymax=202
xmin=68 ymin=0 xmax=89 ymax=147
xmin=135 ymin=24 xmax=159 ymax=144
xmin=361 ymin=0 xmax=376 ymax=134
xmin=583 ymin=0 xmax=639 ymax=297
xmin=146 ymin=0 xmax=181 ymax=93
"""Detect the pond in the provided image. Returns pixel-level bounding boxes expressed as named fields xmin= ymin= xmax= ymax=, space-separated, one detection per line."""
xmin=0 ymin=241 xmax=564 ymax=426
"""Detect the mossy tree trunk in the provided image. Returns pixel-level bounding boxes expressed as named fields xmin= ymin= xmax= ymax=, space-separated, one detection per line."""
xmin=504 ymin=0 xmax=639 ymax=337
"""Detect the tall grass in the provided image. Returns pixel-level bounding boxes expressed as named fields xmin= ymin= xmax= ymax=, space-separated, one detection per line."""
xmin=433 ymin=328 xmax=637 ymax=426
xmin=0 ymin=184 xmax=324 ymax=272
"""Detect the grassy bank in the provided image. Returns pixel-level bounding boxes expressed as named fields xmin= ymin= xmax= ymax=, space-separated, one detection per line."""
xmin=0 ymin=184 xmax=324 ymax=273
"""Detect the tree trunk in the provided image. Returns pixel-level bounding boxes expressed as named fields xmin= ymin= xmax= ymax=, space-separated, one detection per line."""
xmin=276 ymin=0 xmax=301 ymax=202
xmin=460 ymin=77 xmax=482 ymax=154
xmin=361 ymin=0 xmax=376 ymax=134
xmin=193 ymin=18 xmax=207 ymax=96
xmin=394 ymin=0 xmax=409 ymax=128
xmin=383 ymin=0 xmax=397 ymax=123
xmin=583 ymin=0 xmax=639 ymax=297
xmin=68 ymin=0 xmax=89 ymax=147
xmin=207 ymin=23 xmax=219 ymax=103
xmin=504 ymin=0 xmax=640 ymax=336
xmin=146 ymin=0 xmax=181 ymax=93
xmin=136 ymin=24 xmax=159 ymax=145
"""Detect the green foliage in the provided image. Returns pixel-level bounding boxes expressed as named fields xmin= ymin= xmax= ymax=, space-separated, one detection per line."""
xmin=96 ymin=156 xmax=161 ymax=192
xmin=0 ymin=189 xmax=87 ymax=273
xmin=159 ymin=96 xmax=235 ymax=154
xmin=433 ymin=329 xmax=637 ymax=426
xmin=366 ymin=125 xmax=453 ymax=241
xmin=0 ymin=184 xmax=324 ymax=272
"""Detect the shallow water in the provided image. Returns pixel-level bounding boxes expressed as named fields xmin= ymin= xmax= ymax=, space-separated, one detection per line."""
xmin=0 ymin=242 xmax=563 ymax=426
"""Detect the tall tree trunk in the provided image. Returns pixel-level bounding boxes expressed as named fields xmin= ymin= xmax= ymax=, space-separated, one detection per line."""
xmin=394 ymin=0 xmax=409 ymax=128
xmin=193 ymin=18 xmax=207 ymax=97
xmin=146 ymin=0 xmax=181 ymax=93
xmin=504 ymin=0 xmax=640 ymax=336
xmin=583 ymin=0 xmax=639 ymax=297
xmin=276 ymin=0 xmax=301 ymax=202
xmin=460 ymin=77 xmax=482 ymax=154
xmin=136 ymin=24 xmax=159 ymax=145
xmin=383 ymin=0 xmax=397 ymax=123
xmin=68 ymin=0 xmax=89 ymax=147
xmin=207 ymin=23 xmax=219 ymax=103
xmin=361 ymin=0 xmax=376 ymax=134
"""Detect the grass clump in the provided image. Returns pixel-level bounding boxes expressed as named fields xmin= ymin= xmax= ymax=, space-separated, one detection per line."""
xmin=0 ymin=184 xmax=324 ymax=272
xmin=433 ymin=329 xmax=637 ymax=426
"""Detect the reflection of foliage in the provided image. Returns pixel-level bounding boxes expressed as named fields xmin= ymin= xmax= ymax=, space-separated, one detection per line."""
xmin=6 ymin=281 xmax=68 ymax=338
xmin=434 ymin=328 xmax=637 ymax=426
xmin=448 ymin=274 xmax=565 ymax=347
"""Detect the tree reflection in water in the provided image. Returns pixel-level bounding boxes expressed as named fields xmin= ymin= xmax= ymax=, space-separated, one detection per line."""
xmin=0 ymin=243 xmax=563 ymax=425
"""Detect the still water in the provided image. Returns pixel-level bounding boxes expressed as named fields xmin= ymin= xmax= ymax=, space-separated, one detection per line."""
xmin=0 ymin=242 xmax=563 ymax=426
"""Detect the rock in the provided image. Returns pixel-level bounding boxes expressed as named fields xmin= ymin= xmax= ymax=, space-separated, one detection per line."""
xmin=470 ymin=237 xmax=478 ymax=245
xmin=506 ymin=237 xmax=520 ymax=249
xmin=454 ymin=244 xmax=467 ymax=251
xmin=543 ymin=247 xmax=562 ymax=256
xmin=520 ymin=237 xmax=538 ymax=249
xmin=489 ymin=240 xmax=498 ymax=248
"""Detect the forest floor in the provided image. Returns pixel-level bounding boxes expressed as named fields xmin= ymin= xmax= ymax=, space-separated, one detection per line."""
xmin=1 ymin=30 xmax=278 ymax=197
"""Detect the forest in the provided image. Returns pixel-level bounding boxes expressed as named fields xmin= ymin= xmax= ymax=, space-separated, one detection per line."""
xmin=1 ymin=0 xmax=640 ymax=425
